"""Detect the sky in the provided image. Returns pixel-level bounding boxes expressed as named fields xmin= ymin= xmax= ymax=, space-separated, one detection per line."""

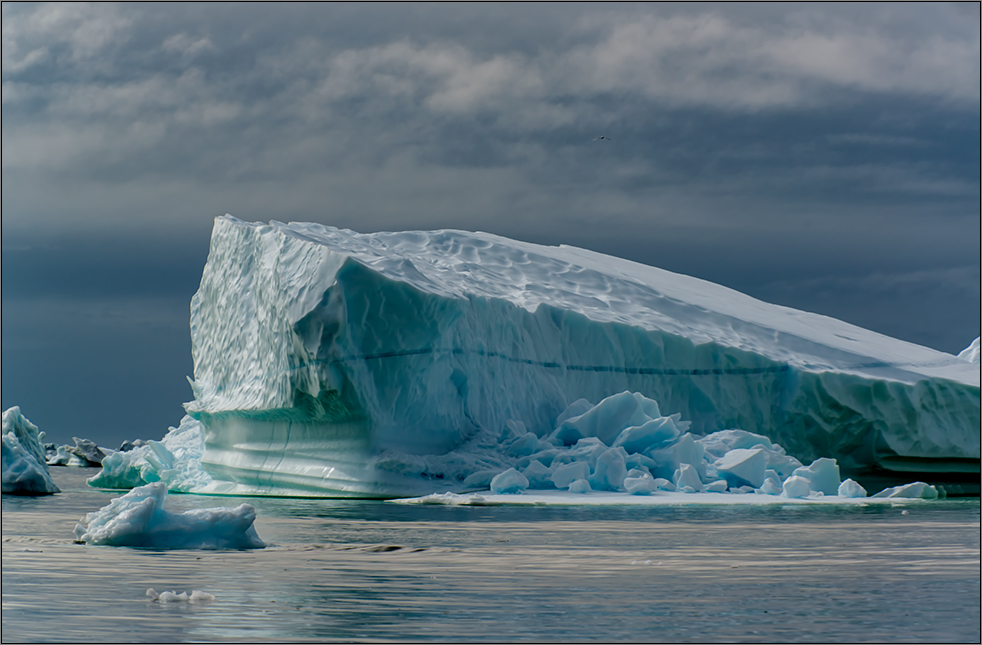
xmin=2 ymin=2 xmax=979 ymax=449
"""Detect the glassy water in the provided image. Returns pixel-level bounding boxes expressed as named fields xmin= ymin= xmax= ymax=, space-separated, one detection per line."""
xmin=3 ymin=468 xmax=979 ymax=642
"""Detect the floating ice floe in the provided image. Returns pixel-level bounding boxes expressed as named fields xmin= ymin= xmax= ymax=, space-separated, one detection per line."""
xmin=2 ymin=407 xmax=60 ymax=496
xmin=74 ymin=482 xmax=265 ymax=549
xmin=146 ymin=588 xmax=215 ymax=603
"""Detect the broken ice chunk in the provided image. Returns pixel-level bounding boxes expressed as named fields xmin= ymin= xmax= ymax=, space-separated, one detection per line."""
xmin=489 ymin=468 xmax=529 ymax=494
xmin=837 ymin=478 xmax=867 ymax=498
xmin=674 ymin=463 xmax=704 ymax=493
xmin=781 ymin=475 xmax=811 ymax=498
xmin=714 ymin=447 xmax=766 ymax=489
xmin=790 ymin=458 xmax=841 ymax=495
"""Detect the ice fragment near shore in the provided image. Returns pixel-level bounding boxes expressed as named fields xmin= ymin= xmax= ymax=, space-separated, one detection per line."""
xmin=74 ymin=482 xmax=264 ymax=549
xmin=2 ymin=407 xmax=60 ymax=495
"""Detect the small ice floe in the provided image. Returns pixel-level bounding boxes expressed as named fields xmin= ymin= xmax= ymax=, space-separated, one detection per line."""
xmin=871 ymin=481 xmax=938 ymax=500
xmin=147 ymin=588 xmax=215 ymax=603
xmin=74 ymin=482 xmax=265 ymax=549
xmin=393 ymin=491 xmax=489 ymax=506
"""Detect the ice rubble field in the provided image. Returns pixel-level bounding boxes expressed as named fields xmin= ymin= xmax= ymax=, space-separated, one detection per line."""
xmin=82 ymin=391 xmax=945 ymax=510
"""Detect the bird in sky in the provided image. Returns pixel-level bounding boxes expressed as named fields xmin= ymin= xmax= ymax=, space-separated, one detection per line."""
xmin=593 ymin=136 xmax=609 ymax=141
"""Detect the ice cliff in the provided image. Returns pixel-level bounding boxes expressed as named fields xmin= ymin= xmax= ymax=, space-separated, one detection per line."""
xmin=179 ymin=216 xmax=979 ymax=497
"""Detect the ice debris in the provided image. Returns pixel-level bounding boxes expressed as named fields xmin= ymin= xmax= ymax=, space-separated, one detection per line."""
xmin=420 ymin=391 xmax=948 ymax=503
xmin=87 ymin=416 xmax=211 ymax=492
xmin=146 ymin=588 xmax=215 ymax=603
xmin=74 ymin=482 xmax=265 ymax=549
xmin=2 ymin=407 xmax=60 ymax=495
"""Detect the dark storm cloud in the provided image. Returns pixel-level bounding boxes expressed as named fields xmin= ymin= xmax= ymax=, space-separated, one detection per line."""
xmin=2 ymin=2 xmax=978 ymax=446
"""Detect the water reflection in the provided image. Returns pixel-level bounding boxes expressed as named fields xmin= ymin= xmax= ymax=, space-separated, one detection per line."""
xmin=3 ymin=468 xmax=979 ymax=642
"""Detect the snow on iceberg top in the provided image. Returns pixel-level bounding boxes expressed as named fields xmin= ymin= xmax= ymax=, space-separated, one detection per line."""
xmin=209 ymin=216 xmax=978 ymax=388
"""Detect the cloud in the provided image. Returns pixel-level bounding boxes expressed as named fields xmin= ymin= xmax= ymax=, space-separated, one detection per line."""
xmin=1 ymin=2 xmax=131 ymax=73
xmin=162 ymin=33 xmax=215 ymax=58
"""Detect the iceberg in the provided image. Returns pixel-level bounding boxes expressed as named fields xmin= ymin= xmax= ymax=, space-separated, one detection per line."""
xmin=177 ymin=216 xmax=977 ymax=497
xmin=2 ymin=407 xmax=60 ymax=496
xmin=73 ymin=482 xmax=265 ymax=549
xmin=47 ymin=437 xmax=108 ymax=467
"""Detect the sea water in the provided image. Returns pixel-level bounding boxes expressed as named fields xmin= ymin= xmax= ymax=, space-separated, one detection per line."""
xmin=2 ymin=468 xmax=979 ymax=643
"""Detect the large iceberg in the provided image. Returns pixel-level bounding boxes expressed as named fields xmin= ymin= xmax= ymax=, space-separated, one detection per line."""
xmin=2 ymin=407 xmax=60 ymax=496
xmin=177 ymin=216 xmax=978 ymax=497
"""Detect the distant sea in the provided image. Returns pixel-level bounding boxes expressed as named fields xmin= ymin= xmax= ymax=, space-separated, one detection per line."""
xmin=3 ymin=468 xmax=979 ymax=643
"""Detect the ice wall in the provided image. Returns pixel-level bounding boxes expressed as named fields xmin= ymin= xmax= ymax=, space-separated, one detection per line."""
xmin=184 ymin=216 xmax=980 ymax=497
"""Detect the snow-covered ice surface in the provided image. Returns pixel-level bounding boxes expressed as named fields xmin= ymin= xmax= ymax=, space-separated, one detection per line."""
xmin=959 ymin=337 xmax=981 ymax=364
xmin=171 ymin=216 xmax=978 ymax=497
xmin=73 ymin=482 xmax=264 ymax=549
xmin=1 ymin=407 xmax=60 ymax=496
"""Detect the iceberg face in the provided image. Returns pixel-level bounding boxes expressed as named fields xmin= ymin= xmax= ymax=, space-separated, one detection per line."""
xmin=73 ymin=482 xmax=265 ymax=549
xmin=183 ymin=216 xmax=979 ymax=497
xmin=2 ymin=407 xmax=60 ymax=496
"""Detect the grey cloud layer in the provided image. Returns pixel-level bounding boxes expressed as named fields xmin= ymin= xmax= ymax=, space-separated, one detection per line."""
xmin=2 ymin=3 xmax=978 ymax=446
xmin=3 ymin=4 xmax=978 ymax=185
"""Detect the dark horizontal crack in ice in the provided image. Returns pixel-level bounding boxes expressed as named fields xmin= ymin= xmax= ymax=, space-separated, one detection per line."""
xmin=319 ymin=347 xmax=790 ymax=376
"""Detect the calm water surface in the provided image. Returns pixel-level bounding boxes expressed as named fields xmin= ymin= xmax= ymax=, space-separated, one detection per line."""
xmin=3 ymin=468 xmax=979 ymax=642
